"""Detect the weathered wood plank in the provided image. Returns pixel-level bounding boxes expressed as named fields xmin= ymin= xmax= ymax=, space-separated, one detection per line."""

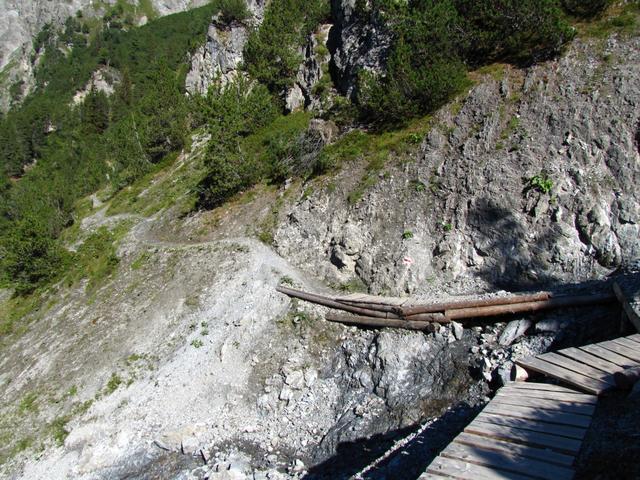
xmin=426 ymin=455 xmax=535 ymax=480
xmin=557 ymin=347 xmax=624 ymax=375
xmin=441 ymin=440 xmax=574 ymax=480
xmin=504 ymin=382 xmax=583 ymax=394
xmin=613 ymin=278 xmax=640 ymax=333
xmin=610 ymin=337 xmax=640 ymax=353
xmin=453 ymin=432 xmax=575 ymax=467
xmin=464 ymin=421 xmax=582 ymax=454
xmin=598 ymin=340 xmax=640 ymax=363
xmin=579 ymin=344 xmax=638 ymax=368
xmin=492 ymin=393 xmax=596 ymax=415
xmin=626 ymin=333 xmax=640 ymax=343
xmin=476 ymin=413 xmax=587 ymax=440
xmin=483 ymin=403 xmax=592 ymax=428
xmin=537 ymin=352 xmax=616 ymax=385
xmin=516 ymin=357 xmax=609 ymax=395
xmin=498 ymin=386 xmax=598 ymax=405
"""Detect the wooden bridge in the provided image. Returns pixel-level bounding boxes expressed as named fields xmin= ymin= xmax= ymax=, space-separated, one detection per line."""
xmin=421 ymin=382 xmax=596 ymax=479
xmin=423 ymin=334 xmax=640 ymax=479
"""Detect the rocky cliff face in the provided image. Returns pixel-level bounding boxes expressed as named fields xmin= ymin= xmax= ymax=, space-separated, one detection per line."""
xmin=185 ymin=0 xmax=267 ymax=94
xmin=328 ymin=0 xmax=390 ymax=99
xmin=275 ymin=35 xmax=640 ymax=295
xmin=0 ymin=0 xmax=209 ymax=110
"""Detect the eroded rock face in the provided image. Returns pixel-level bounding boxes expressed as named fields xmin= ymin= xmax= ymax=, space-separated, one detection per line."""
xmin=328 ymin=0 xmax=391 ymax=99
xmin=285 ymin=24 xmax=332 ymax=112
xmin=72 ymin=66 xmax=121 ymax=105
xmin=185 ymin=0 xmax=267 ymax=95
xmin=275 ymin=36 xmax=640 ymax=294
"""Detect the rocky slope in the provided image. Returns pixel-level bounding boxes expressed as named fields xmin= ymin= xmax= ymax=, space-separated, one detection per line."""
xmin=275 ymin=35 xmax=640 ymax=295
xmin=0 ymin=4 xmax=639 ymax=480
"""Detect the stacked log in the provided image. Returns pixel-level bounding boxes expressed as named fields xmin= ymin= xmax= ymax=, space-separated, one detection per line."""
xmin=275 ymin=285 xmax=616 ymax=331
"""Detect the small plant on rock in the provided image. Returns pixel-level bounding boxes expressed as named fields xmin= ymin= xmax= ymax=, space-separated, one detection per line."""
xmin=525 ymin=173 xmax=554 ymax=195
xmin=402 ymin=230 xmax=414 ymax=240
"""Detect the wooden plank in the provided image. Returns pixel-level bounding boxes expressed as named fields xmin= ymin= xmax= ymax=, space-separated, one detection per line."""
xmin=537 ymin=352 xmax=615 ymax=385
xmin=516 ymin=357 xmax=609 ymax=395
xmin=483 ymin=403 xmax=592 ymax=428
xmin=613 ymin=281 xmax=640 ymax=333
xmin=453 ymin=432 xmax=575 ymax=467
xmin=557 ymin=347 xmax=624 ymax=375
xmin=426 ymin=455 xmax=535 ymax=480
xmin=476 ymin=413 xmax=587 ymax=440
xmin=492 ymin=393 xmax=596 ymax=415
xmin=626 ymin=333 xmax=640 ymax=343
xmin=498 ymin=386 xmax=598 ymax=405
xmin=610 ymin=337 xmax=640 ymax=353
xmin=598 ymin=340 xmax=640 ymax=363
xmin=504 ymin=382 xmax=583 ymax=394
xmin=441 ymin=441 xmax=574 ymax=480
xmin=464 ymin=422 xmax=583 ymax=454
xmin=579 ymin=344 xmax=638 ymax=368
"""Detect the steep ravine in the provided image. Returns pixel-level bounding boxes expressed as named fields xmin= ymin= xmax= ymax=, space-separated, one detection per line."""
xmin=0 ymin=21 xmax=639 ymax=480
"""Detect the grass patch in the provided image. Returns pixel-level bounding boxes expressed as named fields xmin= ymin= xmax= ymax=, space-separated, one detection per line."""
xmin=105 ymin=373 xmax=122 ymax=394
xmin=578 ymin=2 xmax=640 ymax=38
xmin=131 ymin=251 xmax=152 ymax=270
xmin=18 ymin=392 xmax=39 ymax=414
xmin=48 ymin=415 xmax=71 ymax=446
xmin=63 ymin=222 xmax=132 ymax=292
xmin=0 ymin=291 xmax=44 ymax=338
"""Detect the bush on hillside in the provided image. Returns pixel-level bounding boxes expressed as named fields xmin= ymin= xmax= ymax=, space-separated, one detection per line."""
xmin=562 ymin=0 xmax=611 ymax=18
xmin=243 ymin=0 xmax=330 ymax=100
xmin=356 ymin=0 xmax=575 ymax=125
xmin=218 ymin=0 xmax=250 ymax=24
xmin=197 ymin=78 xmax=278 ymax=208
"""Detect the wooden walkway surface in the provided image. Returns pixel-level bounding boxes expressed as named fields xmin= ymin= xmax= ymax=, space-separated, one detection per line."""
xmin=516 ymin=333 xmax=640 ymax=395
xmin=421 ymin=382 xmax=596 ymax=479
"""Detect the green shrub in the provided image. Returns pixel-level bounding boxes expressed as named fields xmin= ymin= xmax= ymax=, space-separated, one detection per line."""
xmin=525 ymin=173 xmax=554 ymax=195
xmin=197 ymin=78 xmax=278 ymax=208
xmin=243 ymin=0 xmax=329 ymax=99
xmin=562 ymin=0 xmax=611 ymax=18
xmin=456 ymin=0 xmax=575 ymax=66
xmin=355 ymin=0 xmax=575 ymax=126
xmin=218 ymin=0 xmax=250 ymax=24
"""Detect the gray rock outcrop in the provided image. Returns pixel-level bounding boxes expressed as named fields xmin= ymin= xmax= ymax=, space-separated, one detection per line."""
xmin=285 ymin=24 xmax=332 ymax=112
xmin=328 ymin=0 xmax=391 ymax=98
xmin=185 ymin=0 xmax=267 ymax=95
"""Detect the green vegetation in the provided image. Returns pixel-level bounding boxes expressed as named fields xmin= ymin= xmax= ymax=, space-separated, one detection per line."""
xmin=356 ymin=0 xmax=577 ymax=126
xmin=19 ymin=392 xmax=39 ymax=414
xmin=402 ymin=230 xmax=414 ymax=240
xmin=48 ymin=415 xmax=71 ymax=446
xmin=191 ymin=339 xmax=204 ymax=348
xmin=579 ymin=2 xmax=640 ymax=37
xmin=525 ymin=173 xmax=554 ymax=195
xmin=0 ymin=3 xmax=217 ymax=295
xmin=105 ymin=373 xmax=123 ymax=394
xmin=243 ymin=0 xmax=329 ymax=99
xmin=217 ymin=0 xmax=250 ymax=24
xmin=196 ymin=78 xmax=320 ymax=208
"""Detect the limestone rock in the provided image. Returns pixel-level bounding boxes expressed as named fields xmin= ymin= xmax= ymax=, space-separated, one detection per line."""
xmin=185 ymin=0 xmax=267 ymax=95
xmin=498 ymin=319 xmax=533 ymax=346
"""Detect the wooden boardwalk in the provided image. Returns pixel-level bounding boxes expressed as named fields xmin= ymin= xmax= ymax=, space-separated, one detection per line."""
xmin=516 ymin=333 xmax=640 ymax=395
xmin=421 ymin=382 xmax=597 ymax=479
